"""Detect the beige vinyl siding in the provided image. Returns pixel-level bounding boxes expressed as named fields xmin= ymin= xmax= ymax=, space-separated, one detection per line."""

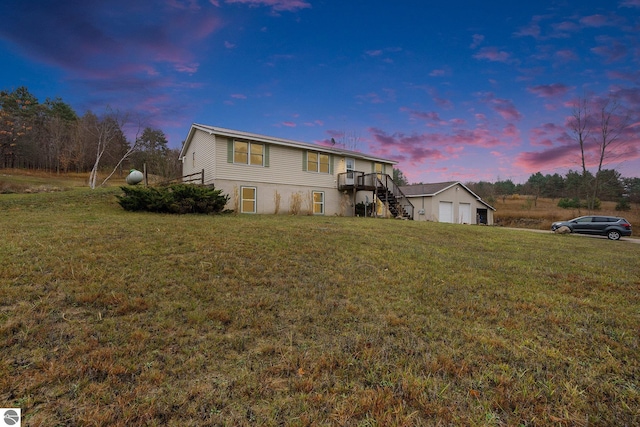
xmin=409 ymin=184 xmax=494 ymax=224
xmin=212 ymin=181 xmax=351 ymax=216
xmin=182 ymin=131 xmax=216 ymax=183
xmin=215 ymin=135 xmax=337 ymax=189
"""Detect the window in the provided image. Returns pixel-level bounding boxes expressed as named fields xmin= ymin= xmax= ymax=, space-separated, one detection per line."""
xmin=241 ymin=187 xmax=257 ymax=213
xmin=234 ymin=141 xmax=264 ymax=166
xmin=313 ymin=191 xmax=325 ymax=215
xmin=307 ymin=151 xmax=330 ymax=173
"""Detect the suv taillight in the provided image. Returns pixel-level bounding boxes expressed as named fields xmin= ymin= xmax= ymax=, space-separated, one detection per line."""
xmin=621 ymin=222 xmax=631 ymax=230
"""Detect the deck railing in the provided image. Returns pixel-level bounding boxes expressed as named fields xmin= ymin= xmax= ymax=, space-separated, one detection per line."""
xmin=337 ymin=172 xmax=414 ymax=219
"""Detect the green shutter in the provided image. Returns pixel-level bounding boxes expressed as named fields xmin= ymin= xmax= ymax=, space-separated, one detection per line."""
xmin=329 ymin=154 xmax=334 ymax=175
xmin=227 ymin=139 xmax=233 ymax=163
xmin=264 ymin=144 xmax=269 ymax=167
xmin=302 ymin=151 xmax=307 ymax=171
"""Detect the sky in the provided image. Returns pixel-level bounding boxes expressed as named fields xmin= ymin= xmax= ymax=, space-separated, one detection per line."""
xmin=1 ymin=0 xmax=639 ymax=184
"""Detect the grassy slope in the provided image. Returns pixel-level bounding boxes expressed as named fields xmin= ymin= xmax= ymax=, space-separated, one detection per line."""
xmin=0 ymin=187 xmax=639 ymax=426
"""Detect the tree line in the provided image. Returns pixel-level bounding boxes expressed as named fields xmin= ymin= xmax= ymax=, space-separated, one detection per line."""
xmin=0 ymin=87 xmax=181 ymax=187
xmin=465 ymin=170 xmax=640 ymax=210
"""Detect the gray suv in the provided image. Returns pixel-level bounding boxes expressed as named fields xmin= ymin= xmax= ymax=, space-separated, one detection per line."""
xmin=551 ymin=216 xmax=632 ymax=240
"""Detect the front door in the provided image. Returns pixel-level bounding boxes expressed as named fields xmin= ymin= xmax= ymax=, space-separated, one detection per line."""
xmin=345 ymin=157 xmax=355 ymax=186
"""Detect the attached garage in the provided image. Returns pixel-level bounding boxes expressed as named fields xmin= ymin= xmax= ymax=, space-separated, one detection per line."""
xmin=399 ymin=181 xmax=495 ymax=224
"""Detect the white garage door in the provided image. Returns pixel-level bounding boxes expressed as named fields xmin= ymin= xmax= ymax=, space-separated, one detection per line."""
xmin=459 ymin=203 xmax=471 ymax=224
xmin=438 ymin=201 xmax=453 ymax=223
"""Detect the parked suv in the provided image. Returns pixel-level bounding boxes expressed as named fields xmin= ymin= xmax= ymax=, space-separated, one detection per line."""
xmin=551 ymin=216 xmax=632 ymax=240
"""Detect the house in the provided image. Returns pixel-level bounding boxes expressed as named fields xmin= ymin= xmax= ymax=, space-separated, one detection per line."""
xmin=399 ymin=181 xmax=495 ymax=224
xmin=178 ymin=124 xmax=414 ymax=217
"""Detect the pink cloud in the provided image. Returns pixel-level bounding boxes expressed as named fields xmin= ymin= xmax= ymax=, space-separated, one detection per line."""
xmin=281 ymin=121 xmax=296 ymax=127
xmin=591 ymin=37 xmax=628 ymax=62
xmin=473 ymin=46 xmax=512 ymax=63
xmin=401 ymin=108 xmax=444 ymax=124
xmin=357 ymin=93 xmax=384 ymax=104
xmin=224 ymin=41 xmax=236 ymax=49
xmin=514 ymin=144 xmax=578 ymax=172
xmin=425 ymin=87 xmax=454 ymax=110
xmin=514 ymin=18 xmax=541 ymax=39
xmin=479 ymin=93 xmax=522 ymax=121
xmin=368 ymin=128 xmax=445 ymax=164
xmin=224 ymin=0 xmax=311 ymax=12
xmin=231 ymin=93 xmax=247 ymax=99
xmin=429 ymin=69 xmax=446 ymax=77
xmin=470 ymin=34 xmax=484 ymax=49
xmin=620 ymin=0 xmax=640 ymax=7
xmin=579 ymin=14 xmax=615 ymax=27
xmin=528 ymin=83 xmax=571 ymax=98
xmin=555 ymin=49 xmax=578 ymax=62
xmin=551 ymin=21 xmax=580 ymax=35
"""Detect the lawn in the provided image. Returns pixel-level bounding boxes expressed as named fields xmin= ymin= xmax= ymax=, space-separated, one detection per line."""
xmin=0 ymin=186 xmax=638 ymax=426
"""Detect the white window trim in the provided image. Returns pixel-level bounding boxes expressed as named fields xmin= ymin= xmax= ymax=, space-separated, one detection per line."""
xmin=313 ymin=191 xmax=325 ymax=215
xmin=240 ymin=186 xmax=257 ymax=213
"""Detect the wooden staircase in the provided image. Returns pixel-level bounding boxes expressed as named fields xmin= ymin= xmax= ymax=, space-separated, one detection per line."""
xmin=337 ymin=172 xmax=414 ymax=219
xmin=375 ymin=186 xmax=412 ymax=219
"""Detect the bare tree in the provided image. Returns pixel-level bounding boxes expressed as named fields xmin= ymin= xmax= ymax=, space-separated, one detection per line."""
xmin=570 ymin=96 xmax=590 ymax=176
xmin=568 ymin=94 xmax=630 ymax=211
xmin=589 ymin=96 xmax=628 ymax=209
xmin=84 ymin=108 xmax=130 ymax=189
xmin=331 ymin=130 xmax=360 ymax=152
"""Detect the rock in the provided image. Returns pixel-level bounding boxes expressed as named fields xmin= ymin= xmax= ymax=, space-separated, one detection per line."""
xmin=554 ymin=225 xmax=571 ymax=234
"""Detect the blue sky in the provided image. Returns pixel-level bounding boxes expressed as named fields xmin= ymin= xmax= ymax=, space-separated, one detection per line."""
xmin=1 ymin=0 xmax=639 ymax=183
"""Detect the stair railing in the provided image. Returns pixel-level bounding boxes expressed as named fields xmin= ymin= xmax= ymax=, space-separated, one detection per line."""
xmin=372 ymin=174 xmax=414 ymax=219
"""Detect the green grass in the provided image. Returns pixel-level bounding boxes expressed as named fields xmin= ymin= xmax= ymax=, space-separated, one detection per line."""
xmin=1 ymin=187 xmax=639 ymax=426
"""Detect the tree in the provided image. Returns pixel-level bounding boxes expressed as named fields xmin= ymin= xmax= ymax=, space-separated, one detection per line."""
xmin=524 ymin=172 xmax=546 ymax=206
xmin=82 ymin=109 xmax=130 ymax=189
xmin=543 ymin=173 xmax=565 ymax=199
xmin=622 ymin=177 xmax=640 ymax=206
xmin=568 ymin=94 xmax=630 ymax=211
xmin=43 ymin=98 xmax=78 ymax=173
xmin=131 ymin=128 xmax=173 ymax=177
xmin=569 ymin=96 xmax=590 ymax=176
xmin=0 ymin=87 xmax=41 ymax=168
xmin=393 ymin=168 xmax=409 ymax=186
xmin=494 ymin=179 xmax=516 ymax=202
xmin=589 ymin=97 xmax=628 ymax=209
xmin=596 ymin=169 xmax=624 ymax=201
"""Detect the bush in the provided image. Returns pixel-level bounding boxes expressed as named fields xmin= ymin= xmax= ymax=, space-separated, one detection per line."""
xmin=615 ymin=198 xmax=631 ymax=211
xmin=117 ymin=184 xmax=230 ymax=214
xmin=557 ymin=197 xmax=601 ymax=210
xmin=558 ymin=197 xmax=581 ymax=209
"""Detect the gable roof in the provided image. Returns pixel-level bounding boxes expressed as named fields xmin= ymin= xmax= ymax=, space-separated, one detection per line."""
xmin=400 ymin=181 xmax=496 ymax=211
xmin=179 ymin=123 xmax=397 ymax=165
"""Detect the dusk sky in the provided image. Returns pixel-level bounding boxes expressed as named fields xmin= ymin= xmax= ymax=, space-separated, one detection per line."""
xmin=1 ymin=0 xmax=639 ymax=183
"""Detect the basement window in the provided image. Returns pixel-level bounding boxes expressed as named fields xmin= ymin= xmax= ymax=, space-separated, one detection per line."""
xmin=312 ymin=191 xmax=325 ymax=215
xmin=241 ymin=186 xmax=257 ymax=213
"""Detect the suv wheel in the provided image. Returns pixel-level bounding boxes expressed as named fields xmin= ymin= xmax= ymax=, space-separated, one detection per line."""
xmin=607 ymin=230 xmax=621 ymax=240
